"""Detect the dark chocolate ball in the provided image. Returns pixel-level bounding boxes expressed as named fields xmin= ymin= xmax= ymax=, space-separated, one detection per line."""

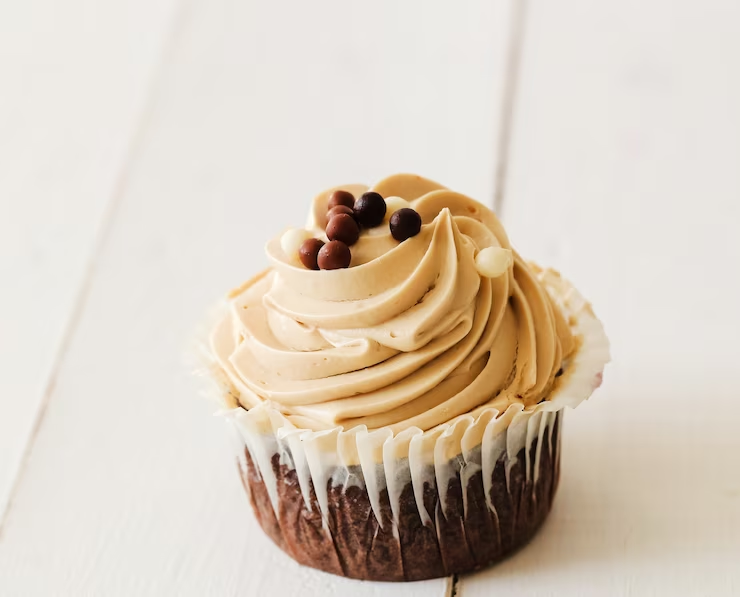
xmin=354 ymin=192 xmax=386 ymax=228
xmin=327 ymin=190 xmax=355 ymax=210
xmin=326 ymin=205 xmax=354 ymax=220
xmin=326 ymin=213 xmax=360 ymax=246
xmin=389 ymin=208 xmax=422 ymax=241
xmin=318 ymin=240 xmax=351 ymax=270
xmin=298 ymin=238 xmax=325 ymax=270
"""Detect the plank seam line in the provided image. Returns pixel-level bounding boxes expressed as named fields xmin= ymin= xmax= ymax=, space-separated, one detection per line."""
xmin=493 ymin=0 xmax=529 ymax=219
xmin=0 ymin=0 xmax=189 ymax=538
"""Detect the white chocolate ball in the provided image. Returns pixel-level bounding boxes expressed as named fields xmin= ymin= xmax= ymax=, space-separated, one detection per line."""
xmin=475 ymin=247 xmax=513 ymax=278
xmin=383 ymin=196 xmax=411 ymax=221
xmin=280 ymin=228 xmax=313 ymax=262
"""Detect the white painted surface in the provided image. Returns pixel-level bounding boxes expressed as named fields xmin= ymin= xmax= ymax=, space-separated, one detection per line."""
xmin=463 ymin=0 xmax=740 ymax=595
xmin=0 ymin=1 xmax=513 ymax=595
xmin=0 ymin=0 xmax=178 ymax=516
xmin=3 ymin=0 xmax=738 ymax=594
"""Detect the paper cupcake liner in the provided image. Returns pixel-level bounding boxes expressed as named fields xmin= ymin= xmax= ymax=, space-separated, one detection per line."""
xmin=234 ymin=409 xmax=564 ymax=580
xmin=204 ymin=268 xmax=609 ymax=580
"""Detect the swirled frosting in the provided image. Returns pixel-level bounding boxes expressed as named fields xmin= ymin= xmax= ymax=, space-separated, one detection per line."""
xmin=211 ymin=174 xmax=576 ymax=433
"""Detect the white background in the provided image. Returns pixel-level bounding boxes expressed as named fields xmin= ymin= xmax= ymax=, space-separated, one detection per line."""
xmin=1 ymin=0 xmax=738 ymax=595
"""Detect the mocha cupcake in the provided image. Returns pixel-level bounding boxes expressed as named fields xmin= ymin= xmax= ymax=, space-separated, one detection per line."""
xmin=203 ymin=173 xmax=609 ymax=581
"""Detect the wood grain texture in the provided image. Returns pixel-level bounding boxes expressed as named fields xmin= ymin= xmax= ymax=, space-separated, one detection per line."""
xmin=0 ymin=0 xmax=179 ymax=517
xmin=0 ymin=1 xmax=514 ymax=594
xmin=462 ymin=0 xmax=740 ymax=595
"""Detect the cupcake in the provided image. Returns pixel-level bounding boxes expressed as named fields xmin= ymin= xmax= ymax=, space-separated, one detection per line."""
xmin=203 ymin=174 xmax=609 ymax=581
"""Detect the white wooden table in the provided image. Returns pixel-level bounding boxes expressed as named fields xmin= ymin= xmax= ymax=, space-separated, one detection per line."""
xmin=1 ymin=1 xmax=739 ymax=595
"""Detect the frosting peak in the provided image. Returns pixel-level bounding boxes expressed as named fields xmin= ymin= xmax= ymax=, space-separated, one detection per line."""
xmin=212 ymin=174 xmax=575 ymax=433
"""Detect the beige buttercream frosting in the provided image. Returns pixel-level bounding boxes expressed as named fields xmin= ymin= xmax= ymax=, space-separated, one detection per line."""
xmin=211 ymin=174 xmax=576 ymax=434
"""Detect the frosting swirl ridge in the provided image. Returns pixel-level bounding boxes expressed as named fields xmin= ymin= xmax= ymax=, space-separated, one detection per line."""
xmin=212 ymin=174 xmax=575 ymax=433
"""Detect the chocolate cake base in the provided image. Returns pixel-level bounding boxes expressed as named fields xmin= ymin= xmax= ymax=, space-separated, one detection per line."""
xmin=237 ymin=419 xmax=561 ymax=581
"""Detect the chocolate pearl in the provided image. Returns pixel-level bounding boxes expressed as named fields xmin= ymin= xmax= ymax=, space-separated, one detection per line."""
xmin=326 ymin=205 xmax=354 ymax=220
xmin=298 ymin=238 xmax=325 ymax=270
xmin=327 ymin=190 xmax=355 ymax=210
xmin=474 ymin=246 xmax=512 ymax=278
xmin=389 ymin=208 xmax=422 ymax=241
xmin=326 ymin=213 xmax=360 ymax=246
xmin=318 ymin=240 xmax=351 ymax=270
xmin=354 ymin=192 xmax=386 ymax=228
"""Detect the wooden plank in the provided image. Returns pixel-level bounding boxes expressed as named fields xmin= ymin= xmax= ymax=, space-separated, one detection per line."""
xmin=0 ymin=0 xmax=179 ymax=517
xmin=0 ymin=1 xmax=515 ymax=594
xmin=461 ymin=0 xmax=740 ymax=595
